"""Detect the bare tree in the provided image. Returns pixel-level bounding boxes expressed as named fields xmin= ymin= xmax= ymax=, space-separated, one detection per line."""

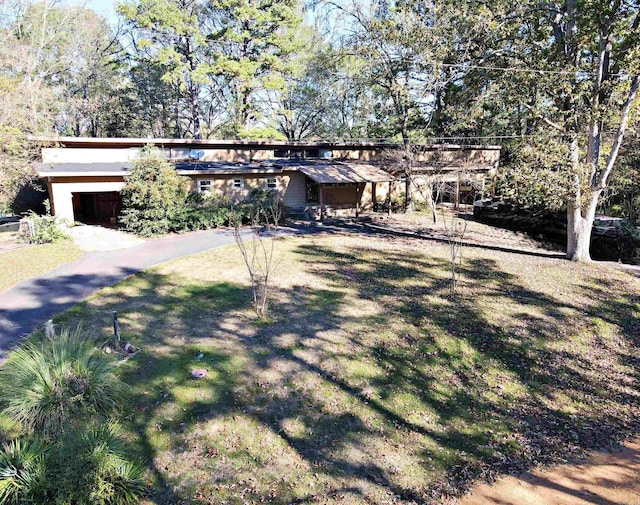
xmin=232 ymin=217 xmax=279 ymax=318
xmin=441 ymin=207 xmax=467 ymax=298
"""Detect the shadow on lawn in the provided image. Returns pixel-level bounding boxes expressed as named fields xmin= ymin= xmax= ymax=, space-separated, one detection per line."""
xmin=54 ymin=237 xmax=640 ymax=504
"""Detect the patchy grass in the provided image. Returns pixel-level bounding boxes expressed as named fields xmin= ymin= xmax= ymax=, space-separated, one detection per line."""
xmin=0 ymin=239 xmax=83 ymax=293
xmin=51 ymin=232 xmax=640 ymax=504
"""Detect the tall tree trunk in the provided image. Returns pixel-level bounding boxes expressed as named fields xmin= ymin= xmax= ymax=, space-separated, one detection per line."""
xmin=566 ymin=135 xmax=591 ymax=261
xmin=563 ymin=0 xmax=638 ymax=261
xmin=566 ymin=76 xmax=639 ymax=261
xmin=426 ymin=179 xmax=438 ymax=224
xmin=174 ymin=88 xmax=182 ymax=138
xmin=185 ymin=38 xmax=201 ymax=139
xmin=241 ymin=88 xmax=250 ymax=128
xmin=239 ymin=26 xmax=251 ymax=131
xmin=566 ymin=200 xmax=593 ymax=262
xmin=190 ymin=80 xmax=201 ymax=139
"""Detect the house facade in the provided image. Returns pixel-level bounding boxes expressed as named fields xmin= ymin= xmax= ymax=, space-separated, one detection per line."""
xmin=34 ymin=138 xmax=500 ymax=224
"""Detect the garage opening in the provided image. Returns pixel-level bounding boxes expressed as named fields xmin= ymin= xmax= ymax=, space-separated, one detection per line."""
xmin=72 ymin=192 xmax=122 ymax=226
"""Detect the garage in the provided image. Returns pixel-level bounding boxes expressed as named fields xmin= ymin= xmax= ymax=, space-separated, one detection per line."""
xmin=72 ymin=192 xmax=123 ymax=225
xmin=34 ymin=162 xmax=130 ymax=224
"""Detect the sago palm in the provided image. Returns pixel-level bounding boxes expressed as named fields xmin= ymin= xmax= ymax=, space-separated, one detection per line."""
xmin=0 ymin=438 xmax=47 ymax=504
xmin=85 ymin=424 xmax=147 ymax=504
xmin=49 ymin=423 xmax=146 ymax=504
xmin=0 ymin=325 xmax=126 ymax=436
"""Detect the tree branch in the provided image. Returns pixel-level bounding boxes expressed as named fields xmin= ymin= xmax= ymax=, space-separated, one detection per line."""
xmin=595 ymin=74 xmax=640 ymax=190
xmin=522 ymin=103 xmax=565 ymax=132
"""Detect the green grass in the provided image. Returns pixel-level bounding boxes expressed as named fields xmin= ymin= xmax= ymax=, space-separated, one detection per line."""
xmin=48 ymin=233 xmax=640 ymax=504
xmin=0 ymin=239 xmax=83 ymax=293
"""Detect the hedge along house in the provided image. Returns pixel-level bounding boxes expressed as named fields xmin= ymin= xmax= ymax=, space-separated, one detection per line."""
xmin=33 ymin=137 xmax=500 ymax=224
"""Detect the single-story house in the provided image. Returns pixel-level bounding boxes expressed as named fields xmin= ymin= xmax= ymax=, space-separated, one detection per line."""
xmin=33 ymin=138 xmax=500 ymax=224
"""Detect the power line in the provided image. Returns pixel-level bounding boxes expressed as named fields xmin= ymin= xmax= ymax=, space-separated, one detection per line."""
xmin=302 ymin=131 xmax=628 ymax=143
xmin=441 ymin=62 xmax=632 ymax=78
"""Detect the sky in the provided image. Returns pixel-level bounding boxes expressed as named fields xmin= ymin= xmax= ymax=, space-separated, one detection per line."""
xmin=82 ymin=0 xmax=329 ymax=29
xmin=83 ymin=0 xmax=119 ymax=24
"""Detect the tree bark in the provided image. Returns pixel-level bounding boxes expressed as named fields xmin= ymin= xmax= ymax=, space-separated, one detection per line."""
xmin=566 ymin=134 xmax=590 ymax=261
xmin=562 ymin=0 xmax=638 ymax=261
xmin=185 ymin=37 xmax=201 ymax=139
xmin=424 ymin=180 xmax=438 ymax=224
xmin=567 ymin=199 xmax=593 ymax=262
xmin=190 ymin=80 xmax=201 ymax=139
xmin=401 ymin=122 xmax=413 ymax=213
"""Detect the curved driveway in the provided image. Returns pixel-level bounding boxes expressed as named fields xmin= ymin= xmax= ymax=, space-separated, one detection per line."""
xmin=0 ymin=226 xmax=311 ymax=359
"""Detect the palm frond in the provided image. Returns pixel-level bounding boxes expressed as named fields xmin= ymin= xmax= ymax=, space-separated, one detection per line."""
xmin=0 ymin=438 xmax=47 ymax=504
xmin=0 ymin=325 xmax=127 ymax=437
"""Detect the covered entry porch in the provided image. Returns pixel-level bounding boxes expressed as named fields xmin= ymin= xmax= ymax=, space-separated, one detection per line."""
xmin=291 ymin=161 xmax=395 ymax=219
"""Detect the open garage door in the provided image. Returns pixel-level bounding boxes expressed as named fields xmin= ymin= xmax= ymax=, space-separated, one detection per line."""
xmin=72 ymin=192 xmax=122 ymax=226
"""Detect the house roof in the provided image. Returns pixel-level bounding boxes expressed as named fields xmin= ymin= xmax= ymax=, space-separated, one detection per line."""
xmin=33 ymin=161 xmax=284 ymax=177
xmin=283 ymin=160 xmax=394 ymax=184
xmin=34 ymin=162 xmax=133 ymax=177
xmin=35 ymin=160 xmax=396 ymax=183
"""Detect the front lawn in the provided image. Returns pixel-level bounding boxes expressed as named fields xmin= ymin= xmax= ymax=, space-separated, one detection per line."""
xmin=49 ymin=233 xmax=640 ymax=504
xmin=0 ymin=239 xmax=83 ymax=293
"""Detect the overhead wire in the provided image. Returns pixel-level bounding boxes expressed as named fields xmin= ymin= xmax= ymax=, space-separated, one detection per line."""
xmin=439 ymin=62 xmax=633 ymax=78
xmin=295 ymin=130 xmax=629 ymax=144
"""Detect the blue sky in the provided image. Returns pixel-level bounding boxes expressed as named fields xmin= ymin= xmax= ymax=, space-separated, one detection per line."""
xmin=83 ymin=0 xmax=324 ymax=31
xmin=85 ymin=0 xmax=118 ymax=24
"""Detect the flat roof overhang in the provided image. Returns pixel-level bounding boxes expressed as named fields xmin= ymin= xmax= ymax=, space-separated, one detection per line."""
xmin=35 ymin=160 xmax=397 ymax=183
xmin=34 ymin=161 xmax=285 ymax=178
xmin=175 ymin=161 xmax=284 ymax=175
xmin=34 ymin=162 xmax=133 ymax=177
xmin=29 ymin=135 xmax=502 ymax=151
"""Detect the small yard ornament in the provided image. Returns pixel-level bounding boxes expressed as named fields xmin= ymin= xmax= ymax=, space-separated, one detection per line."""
xmin=192 ymin=368 xmax=209 ymax=378
xmin=44 ymin=319 xmax=55 ymax=339
xmin=102 ymin=311 xmax=140 ymax=357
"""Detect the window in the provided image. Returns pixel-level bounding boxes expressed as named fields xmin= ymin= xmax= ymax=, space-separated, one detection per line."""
xmin=197 ymin=179 xmax=213 ymax=194
xmin=232 ymin=177 xmax=244 ymax=189
xmin=264 ymin=177 xmax=278 ymax=190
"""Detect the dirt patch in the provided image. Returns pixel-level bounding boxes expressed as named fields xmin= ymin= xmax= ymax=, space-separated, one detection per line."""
xmin=0 ymin=232 xmax=25 ymax=253
xmin=459 ymin=437 xmax=640 ymax=504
